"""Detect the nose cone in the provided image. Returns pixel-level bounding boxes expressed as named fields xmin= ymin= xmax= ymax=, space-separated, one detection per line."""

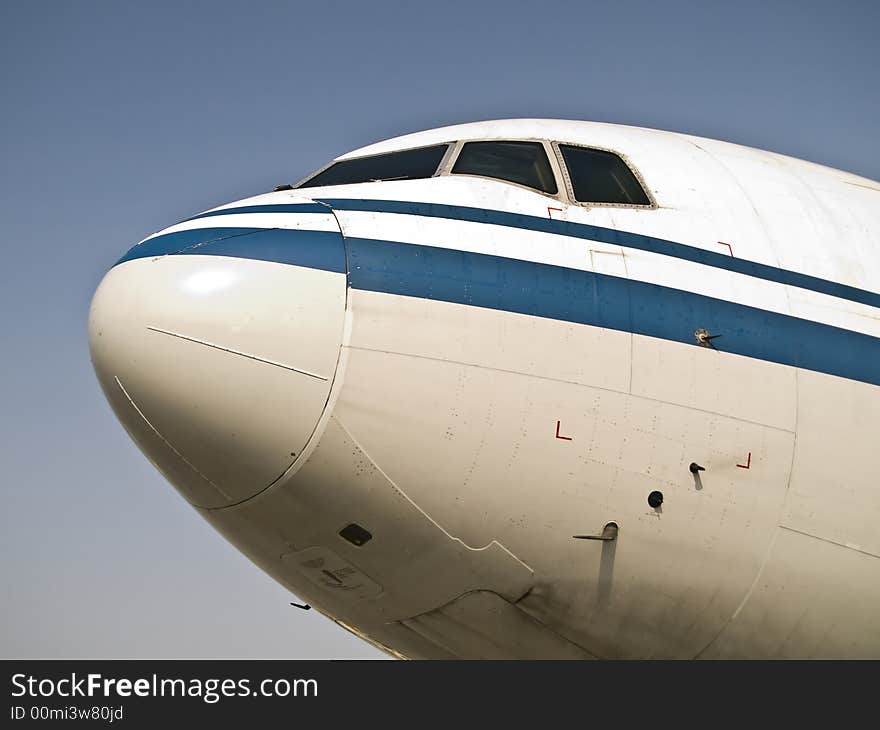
xmin=89 ymin=211 xmax=348 ymax=508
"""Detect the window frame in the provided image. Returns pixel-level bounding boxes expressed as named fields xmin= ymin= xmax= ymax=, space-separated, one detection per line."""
xmin=291 ymin=136 xmax=654 ymax=211
xmin=293 ymin=142 xmax=454 ymax=189
xmin=551 ymin=141 xmax=656 ymax=210
xmin=444 ymin=138 xmax=566 ymax=201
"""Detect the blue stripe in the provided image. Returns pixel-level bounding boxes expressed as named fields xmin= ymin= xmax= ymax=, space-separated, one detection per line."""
xmin=187 ymin=198 xmax=880 ymax=310
xmin=184 ymin=203 xmax=329 ymax=222
xmin=184 ymin=198 xmax=880 ymax=307
xmin=116 ymin=227 xmax=346 ymax=273
xmin=117 ymin=227 xmax=266 ymax=264
xmin=322 ymin=198 xmax=880 ymax=310
xmin=113 ymin=223 xmax=880 ymax=388
xmin=346 ymin=237 xmax=880 ymax=387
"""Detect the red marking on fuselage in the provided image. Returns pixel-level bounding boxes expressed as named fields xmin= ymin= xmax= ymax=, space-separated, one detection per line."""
xmin=717 ymin=241 xmax=734 ymax=257
xmin=555 ymin=420 xmax=573 ymax=441
xmin=548 ymin=206 xmax=563 ymax=219
xmin=737 ymin=451 xmax=752 ymax=469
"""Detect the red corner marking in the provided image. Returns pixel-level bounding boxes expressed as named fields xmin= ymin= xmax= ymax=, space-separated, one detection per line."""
xmin=736 ymin=451 xmax=751 ymax=469
xmin=717 ymin=241 xmax=734 ymax=257
xmin=555 ymin=420 xmax=573 ymax=441
xmin=548 ymin=206 xmax=563 ymax=219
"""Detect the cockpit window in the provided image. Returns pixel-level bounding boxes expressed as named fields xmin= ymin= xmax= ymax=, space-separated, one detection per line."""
xmin=298 ymin=144 xmax=449 ymax=188
xmin=558 ymin=145 xmax=651 ymax=205
xmin=451 ymin=141 xmax=558 ymax=194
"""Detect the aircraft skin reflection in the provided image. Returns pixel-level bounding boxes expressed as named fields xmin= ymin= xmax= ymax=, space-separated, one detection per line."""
xmin=90 ymin=119 xmax=880 ymax=658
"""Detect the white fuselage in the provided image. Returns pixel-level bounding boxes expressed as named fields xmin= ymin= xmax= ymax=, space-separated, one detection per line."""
xmin=89 ymin=120 xmax=880 ymax=658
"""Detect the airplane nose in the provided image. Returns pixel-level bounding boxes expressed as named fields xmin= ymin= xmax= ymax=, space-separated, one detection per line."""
xmin=88 ymin=209 xmax=348 ymax=508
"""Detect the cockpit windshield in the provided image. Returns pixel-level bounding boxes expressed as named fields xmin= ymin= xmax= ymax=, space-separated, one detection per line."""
xmin=298 ymin=144 xmax=449 ymax=188
xmin=451 ymin=141 xmax=558 ymax=194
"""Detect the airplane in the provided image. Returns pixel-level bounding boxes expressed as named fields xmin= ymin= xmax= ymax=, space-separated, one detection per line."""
xmin=88 ymin=119 xmax=880 ymax=659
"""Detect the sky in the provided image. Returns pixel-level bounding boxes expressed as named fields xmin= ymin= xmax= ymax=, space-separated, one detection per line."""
xmin=1 ymin=0 xmax=877 ymax=659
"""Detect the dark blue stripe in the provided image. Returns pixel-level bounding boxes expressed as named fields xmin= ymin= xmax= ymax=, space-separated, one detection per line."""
xmin=184 ymin=203 xmax=329 ymax=222
xmin=319 ymin=198 xmax=880 ymax=310
xmin=117 ymin=227 xmax=266 ymax=264
xmin=184 ymin=199 xmax=880 ymax=309
xmin=113 ymin=223 xmax=880 ymax=388
xmin=116 ymin=227 xmax=346 ymax=273
xmin=346 ymin=237 xmax=880 ymax=388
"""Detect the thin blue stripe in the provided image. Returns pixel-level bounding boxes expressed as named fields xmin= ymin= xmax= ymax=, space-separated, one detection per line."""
xmin=184 ymin=203 xmax=329 ymax=222
xmin=319 ymin=198 xmax=880 ymax=310
xmin=116 ymin=227 xmax=346 ymax=273
xmin=346 ymin=237 xmax=880 ymax=387
xmin=184 ymin=198 xmax=880 ymax=309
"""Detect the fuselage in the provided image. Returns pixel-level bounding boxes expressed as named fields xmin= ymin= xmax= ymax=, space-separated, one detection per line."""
xmin=89 ymin=119 xmax=880 ymax=658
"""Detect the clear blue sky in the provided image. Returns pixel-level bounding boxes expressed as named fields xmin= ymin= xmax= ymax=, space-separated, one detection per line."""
xmin=1 ymin=0 xmax=877 ymax=658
